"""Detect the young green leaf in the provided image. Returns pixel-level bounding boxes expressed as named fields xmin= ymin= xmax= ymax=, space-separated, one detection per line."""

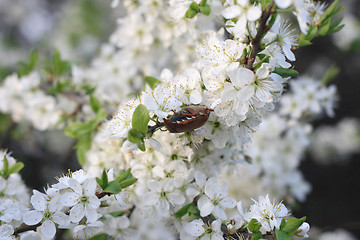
xmin=119 ymin=178 xmax=138 ymax=189
xmin=188 ymin=204 xmax=201 ymax=217
xmin=318 ymin=19 xmax=331 ymax=36
xmin=282 ymin=217 xmax=306 ymax=235
xmin=116 ymin=169 xmax=131 ymax=183
xmin=327 ymin=16 xmax=343 ymax=34
xmin=90 ymin=95 xmax=101 ymax=113
xmin=248 ymin=218 xmax=262 ymax=233
xmin=174 ymin=204 xmax=192 ymax=218
xmin=96 ymin=177 xmax=103 ymax=189
xmin=321 ymin=66 xmax=340 ymax=85
xmin=17 ymin=50 xmax=39 ymax=77
xmin=109 ymin=211 xmax=125 ymax=217
xmin=185 ymin=8 xmax=197 ymax=18
xmin=275 ymin=229 xmax=291 ymax=240
xmin=8 ymin=162 xmax=24 ymax=175
xmin=74 ymin=133 xmax=92 ymax=166
xmin=1 ymin=155 xmax=9 ymax=177
xmin=251 ymin=231 xmax=263 ymax=240
xmin=88 ymin=233 xmax=108 ymax=240
xmin=127 ymin=129 xmax=144 ymax=144
xmin=95 ymin=108 xmax=107 ymax=122
xmin=319 ymin=0 xmax=338 ymax=23
xmin=100 ymin=169 xmax=109 ymax=189
xmin=104 ymin=181 xmax=122 ymax=194
xmin=145 ymin=76 xmax=161 ymax=90
xmin=137 ymin=141 xmax=146 ymax=152
xmin=273 ymin=67 xmax=299 ymax=78
xmin=64 ymin=122 xmax=89 ymax=139
xmin=190 ymin=2 xmax=200 ymax=11
xmin=200 ymin=4 xmax=211 ymax=16
xmin=132 ymin=104 xmax=150 ymax=134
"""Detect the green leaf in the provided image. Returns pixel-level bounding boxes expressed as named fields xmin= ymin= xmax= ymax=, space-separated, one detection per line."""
xmin=280 ymin=218 xmax=286 ymax=230
xmin=96 ymin=108 xmax=107 ymax=122
xmin=8 ymin=162 xmax=24 ymax=175
xmin=76 ymin=145 xmax=88 ymax=166
xmin=248 ymin=218 xmax=262 ymax=233
xmin=64 ymin=122 xmax=89 ymax=139
xmin=200 ymin=0 xmax=207 ymax=6
xmin=319 ymin=0 xmax=338 ymax=23
xmin=82 ymin=83 xmax=96 ymax=95
xmin=109 ymin=211 xmax=125 ymax=217
xmin=17 ymin=50 xmax=38 ymax=77
xmin=282 ymin=217 xmax=306 ymax=235
xmin=190 ymin=2 xmax=200 ymax=11
xmin=132 ymin=104 xmax=150 ymax=134
xmin=137 ymin=141 xmax=146 ymax=151
xmin=188 ymin=204 xmax=201 ymax=217
xmin=185 ymin=8 xmax=197 ymax=18
xmin=127 ymin=129 xmax=144 ymax=144
xmin=74 ymin=134 xmax=92 ymax=166
xmin=200 ymin=4 xmax=211 ymax=16
xmin=1 ymin=155 xmax=9 ymax=177
xmin=296 ymin=38 xmax=312 ymax=47
xmin=318 ymin=19 xmax=330 ymax=36
xmin=104 ymin=181 xmax=122 ymax=194
xmin=328 ymin=24 xmax=344 ymax=34
xmin=307 ymin=25 xmax=318 ymax=40
xmin=321 ymin=66 xmax=340 ymax=85
xmin=251 ymin=231 xmax=263 ymax=240
xmin=100 ymin=169 xmax=108 ymax=189
xmin=273 ymin=67 xmax=299 ymax=78
xmin=48 ymin=79 xmax=71 ymax=95
xmin=96 ymin=177 xmax=103 ymax=189
xmin=275 ymin=229 xmax=291 ymax=240
xmin=174 ymin=204 xmax=192 ymax=218
xmin=145 ymin=76 xmax=161 ymax=90
xmin=88 ymin=233 xmax=108 ymax=240
xmin=328 ymin=16 xmax=343 ymax=33
xmin=51 ymin=49 xmax=71 ymax=76
xmin=119 ymin=178 xmax=138 ymax=188
xmin=90 ymin=95 xmax=101 ymax=113
xmin=116 ymin=169 xmax=131 ymax=182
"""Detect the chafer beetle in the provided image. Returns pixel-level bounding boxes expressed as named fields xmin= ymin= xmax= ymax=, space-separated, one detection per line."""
xmin=163 ymin=105 xmax=213 ymax=133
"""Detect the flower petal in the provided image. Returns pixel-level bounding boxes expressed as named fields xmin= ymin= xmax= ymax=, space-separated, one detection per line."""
xmin=190 ymin=90 xmax=202 ymax=105
xmin=198 ymin=195 xmax=214 ymax=217
xmin=247 ymin=6 xmax=262 ymax=21
xmin=52 ymin=212 xmax=70 ymax=226
xmin=40 ymin=220 xmax=56 ymax=239
xmin=23 ymin=210 xmax=43 ymax=225
xmin=60 ymin=192 xmax=78 ymax=207
xmin=184 ymin=219 xmax=205 ymax=237
xmin=30 ymin=190 xmax=47 ymax=211
xmin=69 ymin=204 xmax=85 ymax=223
xmin=168 ymin=191 xmax=185 ymax=205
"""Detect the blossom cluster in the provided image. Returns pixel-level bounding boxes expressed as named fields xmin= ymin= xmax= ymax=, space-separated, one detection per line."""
xmin=0 ymin=150 xmax=30 ymax=240
xmin=0 ymin=150 xmax=310 ymax=240
xmin=0 ymin=151 xmax=134 ymax=239
xmin=0 ymin=72 xmax=63 ymax=131
xmin=310 ymin=118 xmax=360 ymax=164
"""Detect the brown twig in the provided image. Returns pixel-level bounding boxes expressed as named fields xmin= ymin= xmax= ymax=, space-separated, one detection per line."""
xmin=245 ymin=2 xmax=275 ymax=70
xmin=14 ymin=223 xmax=41 ymax=236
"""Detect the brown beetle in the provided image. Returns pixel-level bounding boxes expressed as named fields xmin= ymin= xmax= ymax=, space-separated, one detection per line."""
xmin=163 ymin=105 xmax=213 ymax=133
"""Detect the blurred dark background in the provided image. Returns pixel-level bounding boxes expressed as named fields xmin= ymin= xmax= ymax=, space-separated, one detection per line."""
xmin=295 ymin=31 xmax=360 ymax=237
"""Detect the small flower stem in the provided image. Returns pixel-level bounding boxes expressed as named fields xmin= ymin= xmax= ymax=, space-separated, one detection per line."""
xmin=245 ymin=1 xmax=275 ymax=70
xmin=14 ymin=223 xmax=42 ymax=236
